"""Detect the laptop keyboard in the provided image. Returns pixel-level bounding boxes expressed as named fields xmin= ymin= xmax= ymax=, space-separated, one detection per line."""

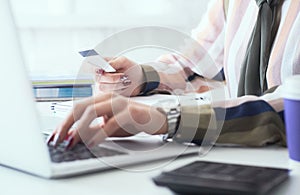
xmin=48 ymin=141 xmax=126 ymax=163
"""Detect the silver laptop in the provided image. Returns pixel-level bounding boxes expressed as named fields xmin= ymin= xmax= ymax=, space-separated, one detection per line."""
xmin=0 ymin=0 xmax=199 ymax=178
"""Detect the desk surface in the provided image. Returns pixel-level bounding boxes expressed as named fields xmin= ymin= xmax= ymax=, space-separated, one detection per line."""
xmin=1 ymin=146 xmax=299 ymax=195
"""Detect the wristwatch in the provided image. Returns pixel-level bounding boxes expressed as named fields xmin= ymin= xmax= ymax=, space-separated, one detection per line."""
xmin=157 ymin=103 xmax=181 ymax=141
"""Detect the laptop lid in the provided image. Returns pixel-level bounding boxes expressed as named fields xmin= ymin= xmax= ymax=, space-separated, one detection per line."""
xmin=0 ymin=0 xmax=201 ymax=179
xmin=0 ymin=0 xmax=52 ymax=177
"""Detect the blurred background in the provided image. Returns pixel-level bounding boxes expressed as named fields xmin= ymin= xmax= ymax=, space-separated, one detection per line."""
xmin=11 ymin=0 xmax=209 ymax=76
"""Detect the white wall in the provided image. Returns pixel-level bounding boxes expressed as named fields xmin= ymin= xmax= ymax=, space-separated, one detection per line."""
xmin=11 ymin=0 xmax=209 ymax=76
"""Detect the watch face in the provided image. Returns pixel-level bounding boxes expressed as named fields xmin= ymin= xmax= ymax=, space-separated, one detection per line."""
xmin=155 ymin=93 xmax=204 ymax=109
xmin=156 ymin=97 xmax=180 ymax=109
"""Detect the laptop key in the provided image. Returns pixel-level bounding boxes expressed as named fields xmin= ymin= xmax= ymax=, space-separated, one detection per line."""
xmin=48 ymin=142 xmax=126 ymax=163
xmin=51 ymin=154 xmax=64 ymax=163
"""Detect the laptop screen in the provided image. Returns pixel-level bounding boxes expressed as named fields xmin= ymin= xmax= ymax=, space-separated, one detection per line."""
xmin=0 ymin=0 xmax=52 ymax=176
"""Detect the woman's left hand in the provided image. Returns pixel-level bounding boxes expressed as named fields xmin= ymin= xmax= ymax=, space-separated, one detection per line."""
xmin=94 ymin=56 xmax=144 ymax=97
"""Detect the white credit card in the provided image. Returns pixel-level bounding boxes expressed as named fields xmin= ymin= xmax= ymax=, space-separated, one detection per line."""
xmin=79 ymin=49 xmax=116 ymax=72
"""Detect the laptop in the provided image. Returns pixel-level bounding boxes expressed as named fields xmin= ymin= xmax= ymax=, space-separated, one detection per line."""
xmin=0 ymin=0 xmax=199 ymax=178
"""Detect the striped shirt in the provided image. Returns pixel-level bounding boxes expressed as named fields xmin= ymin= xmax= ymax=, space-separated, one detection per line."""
xmin=142 ymin=0 xmax=300 ymax=146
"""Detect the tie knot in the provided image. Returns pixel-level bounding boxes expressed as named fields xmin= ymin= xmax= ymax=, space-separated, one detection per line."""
xmin=256 ymin=0 xmax=281 ymax=7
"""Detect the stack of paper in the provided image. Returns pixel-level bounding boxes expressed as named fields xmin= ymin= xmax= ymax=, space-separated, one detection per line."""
xmin=51 ymin=101 xmax=73 ymax=118
xmin=31 ymin=75 xmax=94 ymax=101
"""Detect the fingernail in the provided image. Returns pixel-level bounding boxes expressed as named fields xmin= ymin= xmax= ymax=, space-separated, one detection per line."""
xmin=66 ymin=137 xmax=74 ymax=150
xmin=95 ymin=69 xmax=104 ymax=74
xmin=46 ymin=133 xmax=55 ymax=145
xmin=53 ymin=133 xmax=60 ymax=146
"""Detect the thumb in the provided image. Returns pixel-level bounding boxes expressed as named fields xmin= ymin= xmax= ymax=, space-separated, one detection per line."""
xmin=103 ymin=56 xmax=116 ymax=62
xmin=108 ymin=56 xmax=130 ymax=71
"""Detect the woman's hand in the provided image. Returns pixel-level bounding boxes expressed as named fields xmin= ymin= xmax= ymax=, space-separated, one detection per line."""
xmin=47 ymin=92 xmax=168 ymax=149
xmin=95 ymin=56 xmax=144 ymax=97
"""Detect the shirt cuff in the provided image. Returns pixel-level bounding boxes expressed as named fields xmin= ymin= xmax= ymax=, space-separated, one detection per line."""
xmin=173 ymin=104 xmax=216 ymax=145
xmin=140 ymin=65 xmax=160 ymax=95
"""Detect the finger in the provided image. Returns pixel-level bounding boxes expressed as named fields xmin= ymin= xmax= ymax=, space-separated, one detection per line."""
xmin=197 ymin=85 xmax=210 ymax=93
xmin=75 ymin=104 xmax=104 ymax=134
xmin=103 ymin=115 xmax=109 ymax=123
xmin=93 ymin=96 xmax=127 ymax=118
xmin=96 ymin=73 xmax=131 ymax=93
xmin=66 ymin=115 xmax=106 ymax=149
xmin=54 ymin=93 xmax=115 ymax=145
xmin=46 ymin=131 xmax=56 ymax=144
xmin=96 ymin=82 xmax=128 ymax=93
xmin=53 ymin=111 xmax=76 ymax=146
xmin=67 ymin=109 xmax=104 ymax=149
xmin=95 ymin=69 xmax=104 ymax=75
xmin=88 ymin=105 xmax=151 ymax=147
xmin=77 ymin=96 xmax=129 ymax=147
xmin=108 ymin=56 xmax=128 ymax=70
xmin=63 ymin=125 xmax=91 ymax=149
xmin=99 ymin=72 xmax=125 ymax=83
xmin=70 ymin=98 xmax=119 ymax=147
xmin=87 ymin=115 xmax=122 ymax=147
xmin=65 ymin=129 xmax=79 ymax=150
xmin=78 ymin=99 xmax=115 ymax=126
xmin=103 ymin=56 xmax=116 ymax=62
xmin=86 ymin=128 xmax=108 ymax=148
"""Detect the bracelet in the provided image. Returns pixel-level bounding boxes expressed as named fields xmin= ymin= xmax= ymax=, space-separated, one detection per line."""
xmin=140 ymin=65 xmax=160 ymax=95
xmin=157 ymin=105 xmax=181 ymax=141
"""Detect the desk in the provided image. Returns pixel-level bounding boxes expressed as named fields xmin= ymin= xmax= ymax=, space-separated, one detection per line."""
xmin=1 ymin=146 xmax=299 ymax=195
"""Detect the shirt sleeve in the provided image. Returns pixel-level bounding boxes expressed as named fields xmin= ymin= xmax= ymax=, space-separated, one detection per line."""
xmin=140 ymin=0 xmax=286 ymax=146
xmin=174 ymin=86 xmax=286 ymax=147
xmin=140 ymin=0 xmax=227 ymax=94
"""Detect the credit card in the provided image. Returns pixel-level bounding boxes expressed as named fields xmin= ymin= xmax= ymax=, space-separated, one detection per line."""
xmin=79 ymin=49 xmax=116 ymax=72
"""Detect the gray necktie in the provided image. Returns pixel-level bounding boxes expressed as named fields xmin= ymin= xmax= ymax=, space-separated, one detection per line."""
xmin=237 ymin=0 xmax=283 ymax=96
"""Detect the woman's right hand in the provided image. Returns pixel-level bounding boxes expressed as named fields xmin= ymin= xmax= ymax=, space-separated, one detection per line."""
xmin=47 ymin=92 xmax=168 ymax=149
xmin=95 ymin=56 xmax=144 ymax=97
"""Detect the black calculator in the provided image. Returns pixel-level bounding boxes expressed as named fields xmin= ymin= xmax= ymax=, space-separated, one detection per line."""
xmin=153 ymin=161 xmax=289 ymax=195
